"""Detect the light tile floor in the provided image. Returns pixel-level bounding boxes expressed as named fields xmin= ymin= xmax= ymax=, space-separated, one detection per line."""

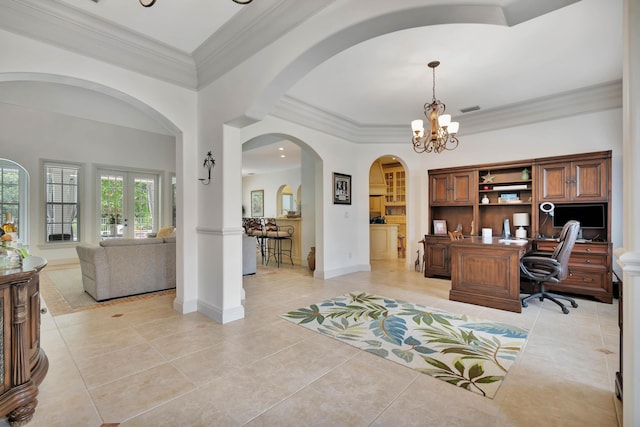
xmin=4 ymin=260 xmax=623 ymax=426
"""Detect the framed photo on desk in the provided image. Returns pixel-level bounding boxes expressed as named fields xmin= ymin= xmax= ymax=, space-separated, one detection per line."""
xmin=433 ymin=220 xmax=447 ymax=235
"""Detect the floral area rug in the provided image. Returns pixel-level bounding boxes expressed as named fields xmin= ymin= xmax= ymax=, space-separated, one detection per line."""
xmin=281 ymin=292 xmax=528 ymax=398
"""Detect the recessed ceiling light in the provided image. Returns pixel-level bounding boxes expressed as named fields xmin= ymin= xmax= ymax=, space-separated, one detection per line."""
xmin=278 ymin=147 xmax=284 ymax=151
xmin=280 ymin=155 xmax=286 ymax=158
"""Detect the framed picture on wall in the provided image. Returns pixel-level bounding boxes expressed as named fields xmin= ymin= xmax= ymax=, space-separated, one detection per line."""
xmin=251 ymin=190 xmax=264 ymax=217
xmin=333 ymin=173 xmax=351 ymax=205
xmin=433 ymin=219 xmax=447 ymax=235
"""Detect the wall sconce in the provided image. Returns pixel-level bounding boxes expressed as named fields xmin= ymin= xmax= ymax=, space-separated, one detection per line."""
xmin=199 ymin=151 xmax=216 ymax=185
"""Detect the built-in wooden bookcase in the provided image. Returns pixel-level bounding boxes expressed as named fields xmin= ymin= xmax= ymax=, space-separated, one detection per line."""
xmin=424 ymin=150 xmax=613 ymax=304
xmin=477 ymin=162 xmax=533 ymax=237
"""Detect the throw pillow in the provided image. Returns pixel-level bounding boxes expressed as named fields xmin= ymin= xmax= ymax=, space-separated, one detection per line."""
xmin=156 ymin=226 xmax=175 ymax=238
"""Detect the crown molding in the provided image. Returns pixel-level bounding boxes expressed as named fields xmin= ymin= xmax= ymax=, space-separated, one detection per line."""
xmin=272 ymin=80 xmax=623 ymax=143
xmin=458 ymin=80 xmax=622 ymax=135
xmin=193 ymin=0 xmax=334 ymax=90
xmin=1 ymin=0 xmax=197 ymax=88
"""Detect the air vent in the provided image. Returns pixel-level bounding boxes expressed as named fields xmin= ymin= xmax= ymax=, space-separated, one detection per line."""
xmin=460 ymin=105 xmax=480 ymax=113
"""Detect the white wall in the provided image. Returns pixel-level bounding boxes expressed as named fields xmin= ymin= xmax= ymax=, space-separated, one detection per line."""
xmin=242 ymin=168 xmax=301 ymax=218
xmin=0 ymin=102 xmax=175 ymax=263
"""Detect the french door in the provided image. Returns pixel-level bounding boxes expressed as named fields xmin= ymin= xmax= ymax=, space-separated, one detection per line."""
xmin=99 ymin=169 xmax=159 ymax=239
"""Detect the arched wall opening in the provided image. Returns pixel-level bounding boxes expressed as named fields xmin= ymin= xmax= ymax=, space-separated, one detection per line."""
xmin=241 ymin=132 xmax=322 ymax=274
xmin=0 ymin=72 xmax=189 ymax=306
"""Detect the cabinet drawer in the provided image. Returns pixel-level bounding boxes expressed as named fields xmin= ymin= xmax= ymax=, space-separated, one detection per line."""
xmin=563 ymin=266 xmax=607 ymax=289
xmin=535 ymin=241 xmax=609 ymax=255
xmin=573 ymin=243 xmax=609 ymax=255
xmin=569 ymin=253 xmax=607 ymax=267
xmin=385 ymin=216 xmax=405 ymax=224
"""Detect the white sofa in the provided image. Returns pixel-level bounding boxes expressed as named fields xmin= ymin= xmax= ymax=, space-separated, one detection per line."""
xmin=76 ymin=237 xmax=176 ymax=301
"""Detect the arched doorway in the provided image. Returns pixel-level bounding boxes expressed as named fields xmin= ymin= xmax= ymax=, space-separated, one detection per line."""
xmin=241 ymin=133 xmax=322 ymax=274
xmin=369 ymin=156 xmax=407 ymax=260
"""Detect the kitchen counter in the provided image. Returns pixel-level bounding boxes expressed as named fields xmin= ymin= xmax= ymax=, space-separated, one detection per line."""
xmin=370 ymin=224 xmax=398 ymax=260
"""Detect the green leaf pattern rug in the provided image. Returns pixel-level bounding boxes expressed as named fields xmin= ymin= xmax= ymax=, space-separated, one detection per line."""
xmin=281 ymin=292 xmax=528 ymax=398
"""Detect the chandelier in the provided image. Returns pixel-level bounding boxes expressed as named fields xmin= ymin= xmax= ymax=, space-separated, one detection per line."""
xmin=410 ymin=61 xmax=460 ymax=154
xmin=139 ymin=0 xmax=252 ymax=6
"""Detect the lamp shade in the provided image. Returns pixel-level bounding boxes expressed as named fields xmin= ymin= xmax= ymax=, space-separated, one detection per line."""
xmin=411 ymin=119 xmax=424 ymax=133
xmin=438 ymin=114 xmax=451 ymax=127
xmin=448 ymin=121 xmax=459 ymax=134
xmin=513 ymin=213 xmax=530 ymax=227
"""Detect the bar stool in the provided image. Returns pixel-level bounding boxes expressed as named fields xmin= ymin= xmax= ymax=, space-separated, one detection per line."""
xmin=243 ymin=217 xmax=268 ymax=265
xmin=266 ymin=223 xmax=294 ymax=267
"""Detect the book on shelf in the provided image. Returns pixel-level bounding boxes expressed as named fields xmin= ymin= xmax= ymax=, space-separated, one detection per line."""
xmin=492 ymin=184 xmax=528 ymax=190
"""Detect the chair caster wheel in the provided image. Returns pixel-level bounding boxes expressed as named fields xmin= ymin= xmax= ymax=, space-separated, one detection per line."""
xmin=562 ymin=307 xmax=569 ymax=314
xmin=521 ymin=301 xmax=528 ymax=308
xmin=571 ymin=302 xmax=578 ymax=308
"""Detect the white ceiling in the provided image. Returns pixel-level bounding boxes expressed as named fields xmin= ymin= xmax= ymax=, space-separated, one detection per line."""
xmin=0 ymin=0 xmax=623 ymax=175
xmin=58 ymin=0 xmax=246 ymax=53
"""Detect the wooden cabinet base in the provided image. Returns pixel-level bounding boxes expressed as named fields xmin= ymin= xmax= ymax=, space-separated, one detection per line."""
xmin=0 ymin=257 xmax=49 ymax=426
xmin=449 ymin=289 xmax=522 ymax=313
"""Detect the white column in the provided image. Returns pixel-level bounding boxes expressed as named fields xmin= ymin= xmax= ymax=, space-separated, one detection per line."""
xmin=621 ymin=0 xmax=640 ymax=425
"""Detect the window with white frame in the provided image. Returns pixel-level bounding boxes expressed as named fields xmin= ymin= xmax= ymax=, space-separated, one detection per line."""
xmin=0 ymin=159 xmax=28 ymax=244
xmin=45 ymin=163 xmax=80 ymax=242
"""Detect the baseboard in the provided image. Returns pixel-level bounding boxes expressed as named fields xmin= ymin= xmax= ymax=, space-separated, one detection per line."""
xmin=44 ymin=258 xmax=80 ymax=269
xmin=197 ymin=299 xmax=245 ymax=324
xmin=173 ymin=297 xmax=198 ymax=314
xmin=316 ymin=263 xmax=370 ymax=280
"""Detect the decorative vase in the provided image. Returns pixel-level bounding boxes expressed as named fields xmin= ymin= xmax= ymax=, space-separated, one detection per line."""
xmin=307 ymin=246 xmax=316 ymax=271
xmin=521 ymin=168 xmax=530 ymax=180
xmin=482 ymin=195 xmax=490 ymax=204
xmin=0 ymin=246 xmax=22 ymax=270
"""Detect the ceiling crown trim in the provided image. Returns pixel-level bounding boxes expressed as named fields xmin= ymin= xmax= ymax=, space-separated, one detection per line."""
xmin=272 ymin=80 xmax=622 ymax=144
xmin=1 ymin=0 xmax=196 ymax=88
xmin=194 ymin=0 xmax=335 ymax=90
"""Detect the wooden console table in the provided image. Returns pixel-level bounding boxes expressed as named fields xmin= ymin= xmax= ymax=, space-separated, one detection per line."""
xmin=449 ymin=237 xmax=530 ymax=313
xmin=0 ymin=256 xmax=49 ymax=426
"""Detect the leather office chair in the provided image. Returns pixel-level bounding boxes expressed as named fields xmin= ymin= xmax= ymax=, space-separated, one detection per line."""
xmin=520 ymin=220 xmax=580 ymax=314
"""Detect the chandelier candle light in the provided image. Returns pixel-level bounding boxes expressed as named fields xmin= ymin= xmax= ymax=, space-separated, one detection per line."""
xmin=411 ymin=61 xmax=460 ymax=154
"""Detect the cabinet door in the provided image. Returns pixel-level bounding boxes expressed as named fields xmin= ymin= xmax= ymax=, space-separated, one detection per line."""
xmin=572 ymin=158 xmax=608 ymax=201
xmin=369 ymin=196 xmax=382 ymax=214
xmin=429 ymin=174 xmax=450 ymax=205
xmin=538 ymin=163 xmax=571 ymax=202
xmin=425 ymin=241 xmax=450 ymax=277
xmin=539 ymin=159 xmax=608 ymax=202
xmin=450 ymin=171 xmax=474 ymax=204
xmin=430 ymin=171 xmax=474 ymax=205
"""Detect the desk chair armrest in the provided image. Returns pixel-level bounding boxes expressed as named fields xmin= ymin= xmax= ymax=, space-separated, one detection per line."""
xmin=525 ymin=250 xmax=553 ymax=257
xmin=520 ymin=256 xmax=561 ymax=282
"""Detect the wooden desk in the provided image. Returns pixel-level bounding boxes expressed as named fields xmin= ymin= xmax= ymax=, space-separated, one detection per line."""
xmin=449 ymin=237 xmax=530 ymax=313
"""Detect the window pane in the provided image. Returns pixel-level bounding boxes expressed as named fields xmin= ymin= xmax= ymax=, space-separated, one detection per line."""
xmin=45 ymin=163 xmax=80 ymax=242
xmin=134 ymin=177 xmax=155 ymax=238
xmin=0 ymin=165 xmax=20 ymax=237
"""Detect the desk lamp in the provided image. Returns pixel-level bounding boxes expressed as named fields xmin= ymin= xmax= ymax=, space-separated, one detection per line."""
xmin=513 ymin=213 xmax=530 ymax=239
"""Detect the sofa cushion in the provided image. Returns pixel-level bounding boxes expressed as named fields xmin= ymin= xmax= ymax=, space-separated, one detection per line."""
xmin=100 ymin=238 xmax=163 ymax=247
